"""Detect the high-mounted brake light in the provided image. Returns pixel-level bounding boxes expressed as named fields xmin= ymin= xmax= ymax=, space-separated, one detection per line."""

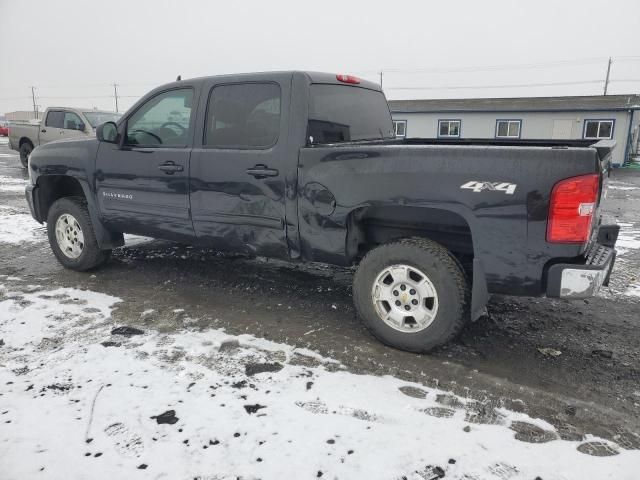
xmin=336 ymin=74 xmax=361 ymax=84
xmin=547 ymin=173 xmax=600 ymax=244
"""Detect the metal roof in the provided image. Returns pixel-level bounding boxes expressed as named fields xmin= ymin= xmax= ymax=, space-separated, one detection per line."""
xmin=388 ymin=94 xmax=640 ymax=113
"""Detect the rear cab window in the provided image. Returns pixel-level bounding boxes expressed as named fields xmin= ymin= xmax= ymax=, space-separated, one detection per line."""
xmin=307 ymin=85 xmax=394 ymax=144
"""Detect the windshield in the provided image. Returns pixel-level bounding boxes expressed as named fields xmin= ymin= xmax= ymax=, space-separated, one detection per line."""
xmin=308 ymin=84 xmax=394 ymax=144
xmin=82 ymin=111 xmax=122 ymax=128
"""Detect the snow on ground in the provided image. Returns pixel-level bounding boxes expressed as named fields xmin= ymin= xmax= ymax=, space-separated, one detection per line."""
xmin=0 ymin=210 xmax=151 ymax=248
xmin=0 ymin=279 xmax=637 ymax=480
xmin=598 ymin=222 xmax=640 ymax=299
xmin=607 ymin=181 xmax=638 ymax=192
xmin=0 ymin=175 xmax=28 ymax=192
xmin=615 ymin=223 xmax=640 ymax=255
xmin=625 ymin=284 xmax=640 ymax=297
xmin=123 ymin=234 xmax=155 ymax=247
xmin=0 ymin=209 xmax=46 ymax=244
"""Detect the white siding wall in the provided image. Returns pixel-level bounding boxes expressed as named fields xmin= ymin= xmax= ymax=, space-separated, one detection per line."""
xmin=392 ymin=110 xmax=639 ymax=166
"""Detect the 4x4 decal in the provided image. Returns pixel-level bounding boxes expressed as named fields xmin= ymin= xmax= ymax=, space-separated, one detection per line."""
xmin=460 ymin=181 xmax=517 ymax=195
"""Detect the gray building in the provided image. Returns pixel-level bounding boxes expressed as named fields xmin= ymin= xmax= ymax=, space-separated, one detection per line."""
xmin=389 ymin=94 xmax=640 ymax=167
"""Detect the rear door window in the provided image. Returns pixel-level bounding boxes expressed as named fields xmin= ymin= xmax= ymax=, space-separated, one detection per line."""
xmin=45 ymin=111 xmax=64 ymax=128
xmin=308 ymin=85 xmax=394 ymax=144
xmin=204 ymin=83 xmax=281 ymax=149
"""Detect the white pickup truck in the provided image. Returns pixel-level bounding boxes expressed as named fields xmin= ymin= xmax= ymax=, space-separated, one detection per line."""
xmin=9 ymin=107 xmax=120 ymax=167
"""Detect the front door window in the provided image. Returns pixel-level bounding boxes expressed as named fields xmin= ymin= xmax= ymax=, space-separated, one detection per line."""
xmin=63 ymin=112 xmax=83 ymax=131
xmin=125 ymin=89 xmax=194 ymax=147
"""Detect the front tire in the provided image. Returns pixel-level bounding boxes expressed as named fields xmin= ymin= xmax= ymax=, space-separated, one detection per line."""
xmin=353 ymin=237 xmax=469 ymax=352
xmin=19 ymin=142 xmax=33 ymax=169
xmin=46 ymin=197 xmax=111 ymax=271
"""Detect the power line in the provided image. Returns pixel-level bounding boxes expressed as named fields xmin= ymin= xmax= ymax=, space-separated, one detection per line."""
xmin=381 ymin=57 xmax=610 ymax=75
xmin=0 ymin=96 xmax=32 ymax=100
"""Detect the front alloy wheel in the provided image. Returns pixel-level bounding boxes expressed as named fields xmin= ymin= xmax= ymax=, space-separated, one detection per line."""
xmin=54 ymin=213 xmax=85 ymax=259
xmin=46 ymin=196 xmax=111 ymax=271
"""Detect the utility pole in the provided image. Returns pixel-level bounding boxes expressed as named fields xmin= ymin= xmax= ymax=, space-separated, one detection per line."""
xmin=112 ymin=83 xmax=119 ymax=113
xmin=30 ymin=86 xmax=38 ymax=119
xmin=379 ymin=70 xmax=383 ymax=89
xmin=603 ymin=57 xmax=612 ymax=95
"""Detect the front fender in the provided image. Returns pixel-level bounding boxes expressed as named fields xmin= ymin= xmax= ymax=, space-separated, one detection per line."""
xmin=29 ymin=138 xmax=124 ymax=249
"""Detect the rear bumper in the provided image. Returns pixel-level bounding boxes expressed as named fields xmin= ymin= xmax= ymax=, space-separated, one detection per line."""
xmin=546 ymin=225 xmax=618 ymax=299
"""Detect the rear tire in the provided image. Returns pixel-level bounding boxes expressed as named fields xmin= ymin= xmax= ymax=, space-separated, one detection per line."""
xmin=353 ymin=237 xmax=469 ymax=353
xmin=19 ymin=142 xmax=33 ymax=169
xmin=46 ymin=197 xmax=111 ymax=271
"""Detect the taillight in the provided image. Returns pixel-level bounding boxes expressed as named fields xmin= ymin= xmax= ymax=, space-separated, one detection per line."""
xmin=547 ymin=173 xmax=600 ymax=243
xmin=336 ymin=74 xmax=360 ymax=84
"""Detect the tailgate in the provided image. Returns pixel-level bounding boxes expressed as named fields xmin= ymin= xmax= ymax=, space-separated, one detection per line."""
xmin=592 ymin=139 xmax=616 ymax=173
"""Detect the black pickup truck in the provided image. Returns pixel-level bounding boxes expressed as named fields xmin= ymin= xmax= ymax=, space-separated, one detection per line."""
xmin=25 ymin=71 xmax=619 ymax=352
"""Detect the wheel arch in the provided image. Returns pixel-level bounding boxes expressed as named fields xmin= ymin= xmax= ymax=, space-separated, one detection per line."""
xmin=35 ymin=174 xmax=123 ymax=249
xmin=19 ymin=137 xmax=34 ymax=148
xmin=346 ymin=204 xmax=489 ymax=321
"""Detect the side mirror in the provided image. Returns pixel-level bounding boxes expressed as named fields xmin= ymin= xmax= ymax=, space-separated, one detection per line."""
xmin=78 ymin=122 xmax=86 ymax=132
xmin=96 ymin=121 xmax=119 ymax=143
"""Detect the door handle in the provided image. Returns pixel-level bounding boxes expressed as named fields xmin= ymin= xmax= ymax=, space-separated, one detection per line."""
xmin=246 ymin=164 xmax=279 ymax=178
xmin=158 ymin=162 xmax=184 ymax=174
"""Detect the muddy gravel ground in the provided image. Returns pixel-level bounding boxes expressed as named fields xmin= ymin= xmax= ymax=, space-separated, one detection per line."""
xmin=1 ymin=139 xmax=639 ymax=477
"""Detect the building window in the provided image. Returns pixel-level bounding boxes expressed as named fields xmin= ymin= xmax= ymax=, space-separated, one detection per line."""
xmin=495 ymin=120 xmax=521 ymax=138
xmin=393 ymin=120 xmax=407 ymax=138
xmin=438 ymin=120 xmax=461 ymax=138
xmin=583 ymin=119 xmax=614 ymax=140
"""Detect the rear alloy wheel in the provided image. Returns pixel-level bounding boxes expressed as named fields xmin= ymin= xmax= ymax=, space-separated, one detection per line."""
xmin=47 ymin=197 xmax=111 ymax=271
xmin=371 ymin=264 xmax=439 ymax=333
xmin=19 ymin=142 xmax=33 ymax=168
xmin=353 ymin=237 xmax=469 ymax=352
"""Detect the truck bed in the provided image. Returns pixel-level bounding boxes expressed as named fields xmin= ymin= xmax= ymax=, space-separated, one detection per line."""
xmin=297 ymin=139 xmax=613 ymax=299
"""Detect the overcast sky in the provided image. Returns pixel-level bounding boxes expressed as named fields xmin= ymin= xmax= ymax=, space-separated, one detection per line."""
xmin=1 ymin=0 xmax=639 ymax=115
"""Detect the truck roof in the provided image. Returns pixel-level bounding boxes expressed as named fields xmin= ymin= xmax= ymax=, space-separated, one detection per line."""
xmin=153 ymin=71 xmax=383 ymax=93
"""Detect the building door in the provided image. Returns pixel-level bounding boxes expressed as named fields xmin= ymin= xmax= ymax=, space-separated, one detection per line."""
xmin=552 ymin=119 xmax=574 ymax=139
